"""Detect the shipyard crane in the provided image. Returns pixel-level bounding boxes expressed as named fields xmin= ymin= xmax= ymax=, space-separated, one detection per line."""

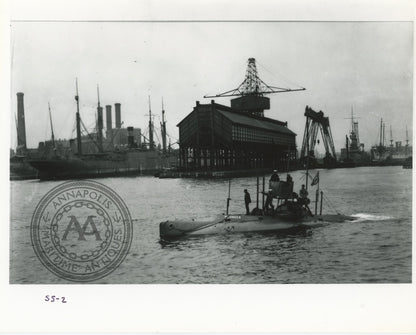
xmin=300 ymin=106 xmax=337 ymax=168
xmin=204 ymin=58 xmax=305 ymax=117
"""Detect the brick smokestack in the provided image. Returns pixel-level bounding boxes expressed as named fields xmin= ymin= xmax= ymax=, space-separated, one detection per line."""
xmin=106 ymin=105 xmax=112 ymax=131
xmin=115 ymin=103 xmax=121 ymax=128
xmin=16 ymin=92 xmax=27 ymax=153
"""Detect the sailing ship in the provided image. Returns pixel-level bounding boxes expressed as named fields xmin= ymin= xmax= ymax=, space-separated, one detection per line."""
xmin=28 ymin=81 xmax=177 ymax=180
xmin=370 ymin=119 xmax=412 ymax=165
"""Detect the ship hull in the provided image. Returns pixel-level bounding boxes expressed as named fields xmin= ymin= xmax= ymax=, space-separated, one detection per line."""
xmin=29 ymin=151 xmax=177 ymax=180
xmin=29 ymin=159 xmax=145 ymax=180
xmin=10 ymin=158 xmax=39 ymax=180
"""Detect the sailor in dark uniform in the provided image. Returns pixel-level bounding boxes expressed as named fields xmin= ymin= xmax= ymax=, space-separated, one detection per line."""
xmin=244 ymin=189 xmax=251 ymax=215
xmin=265 ymin=190 xmax=274 ymax=210
xmin=299 ymin=184 xmax=309 ymax=205
xmin=269 ymin=170 xmax=280 ymax=194
xmin=270 ymin=170 xmax=280 ymax=182
xmin=299 ymin=184 xmax=312 ymax=215
xmin=299 ymin=184 xmax=308 ymax=199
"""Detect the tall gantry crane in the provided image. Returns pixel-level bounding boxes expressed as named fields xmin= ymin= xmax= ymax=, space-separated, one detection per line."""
xmin=204 ymin=58 xmax=305 ymax=117
xmin=300 ymin=106 xmax=337 ymax=168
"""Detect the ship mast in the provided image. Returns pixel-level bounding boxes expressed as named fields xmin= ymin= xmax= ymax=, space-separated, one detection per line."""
xmin=305 ymin=114 xmax=309 ymax=191
xmin=161 ymin=98 xmax=167 ymax=154
xmin=350 ymin=107 xmax=358 ymax=150
xmin=379 ymin=118 xmax=383 ymax=147
xmin=390 ymin=124 xmax=393 ymax=148
xmin=345 ymin=135 xmax=349 ymax=160
xmin=406 ymin=126 xmax=409 ymax=156
xmin=406 ymin=126 xmax=409 ymax=146
xmin=96 ymin=84 xmax=103 ymax=152
xmin=75 ymin=78 xmax=82 ymax=155
xmin=148 ymin=96 xmax=154 ymax=150
xmin=48 ymin=102 xmax=55 ymax=148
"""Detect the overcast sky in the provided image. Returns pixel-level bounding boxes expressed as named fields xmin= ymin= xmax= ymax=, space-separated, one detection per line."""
xmin=11 ymin=21 xmax=413 ymax=152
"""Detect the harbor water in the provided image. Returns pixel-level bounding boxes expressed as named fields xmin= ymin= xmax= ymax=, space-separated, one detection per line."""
xmin=10 ymin=166 xmax=412 ymax=283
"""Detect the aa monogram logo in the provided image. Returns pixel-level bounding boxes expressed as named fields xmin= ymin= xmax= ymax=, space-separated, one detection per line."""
xmin=31 ymin=180 xmax=133 ymax=282
xmin=62 ymin=216 xmax=103 ymax=241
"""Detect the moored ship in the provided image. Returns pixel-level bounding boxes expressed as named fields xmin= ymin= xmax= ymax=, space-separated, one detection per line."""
xmin=28 ymin=82 xmax=177 ymax=180
xmin=29 ymin=150 xmax=173 ymax=180
xmin=339 ymin=109 xmax=371 ymax=167
xmin=370 ymin=119 xmax=412 ymax=165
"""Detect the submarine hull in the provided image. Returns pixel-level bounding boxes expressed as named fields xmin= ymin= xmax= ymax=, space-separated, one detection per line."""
xmin=160 ymin=213 xmax=354 ymax=240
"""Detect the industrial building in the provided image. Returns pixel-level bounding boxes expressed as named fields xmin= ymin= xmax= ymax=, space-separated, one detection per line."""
xmin=177 ymin=58 xmax=303 ymax=171
xmin=178 ymin=100 xmax=297 ymax=170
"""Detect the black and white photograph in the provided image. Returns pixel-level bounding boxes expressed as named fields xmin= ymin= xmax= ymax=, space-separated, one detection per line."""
xmin=1 ymin=0 xmax=415 ymax=333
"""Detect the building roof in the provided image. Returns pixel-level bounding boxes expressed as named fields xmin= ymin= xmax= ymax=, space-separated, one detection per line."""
xmin=217 ymin=109 xmax=296 ymax=136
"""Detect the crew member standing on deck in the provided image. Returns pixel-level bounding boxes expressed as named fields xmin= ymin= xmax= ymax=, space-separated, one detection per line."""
xmin=299 ymin=184 xmax=308 ymax=204
xmin=299 ymin=184 xmax=312 ymax=215
xmin=270 ymin=170 xmax=280 ymax=182
xmin=244 ymin=189 xmax=251 ymax=215
xmin=269 ymin=170 xmax=280 ymax=195
xmin=265 ymin=190 xmax=274 ymax=210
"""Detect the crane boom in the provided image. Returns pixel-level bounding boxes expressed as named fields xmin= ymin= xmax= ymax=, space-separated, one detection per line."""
xmin=204 ymin=58 xmax=305 ymax=117
xmin=204 ymin=58 xmax=305 ymax=98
